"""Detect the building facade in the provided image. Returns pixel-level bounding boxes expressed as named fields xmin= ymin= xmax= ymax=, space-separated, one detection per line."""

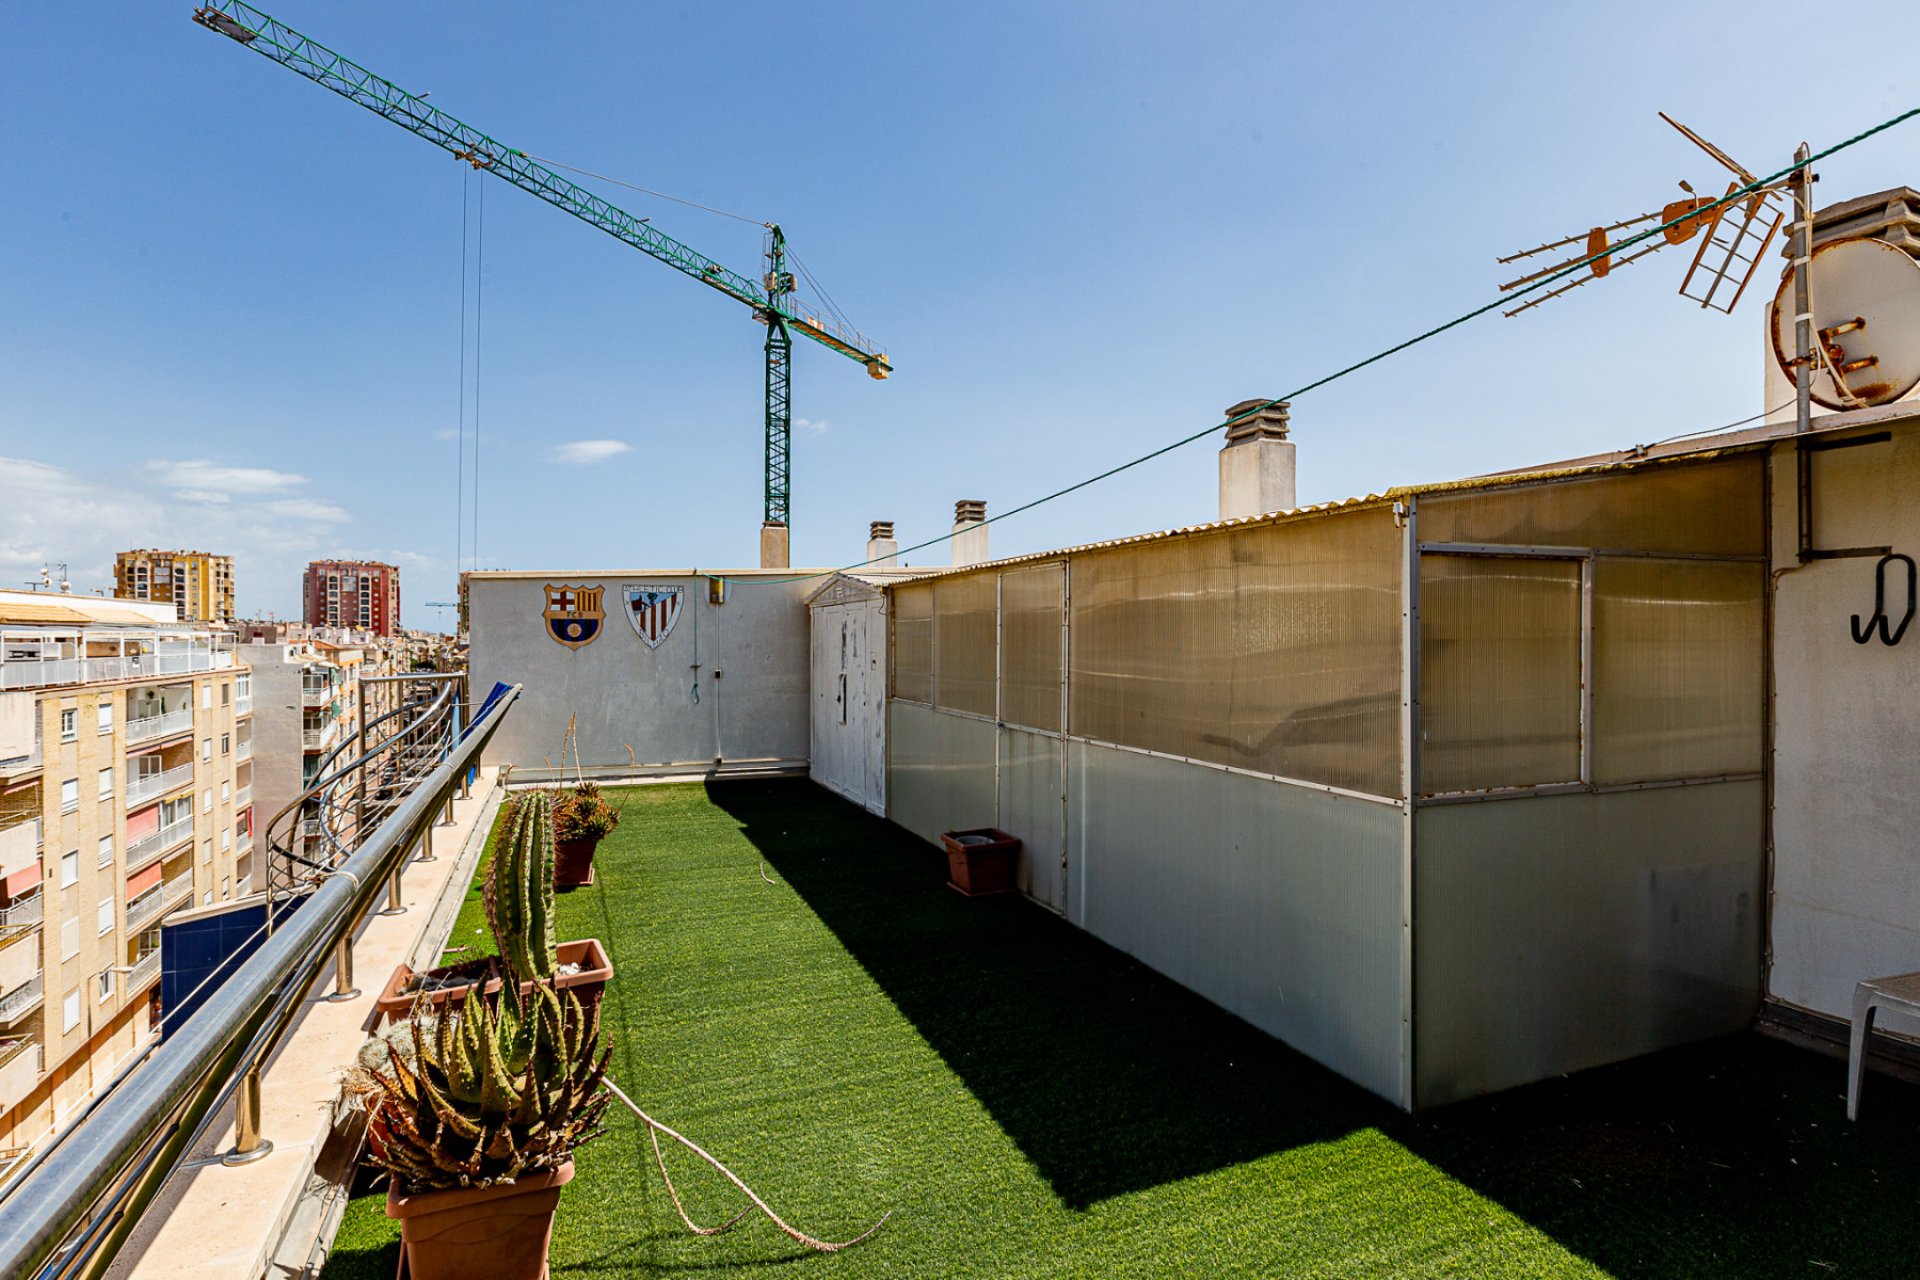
xmin=300 ymin=562 xmax=400 ymax=638
xmin=0 ymin=593 xmax=251 ymax=1159
xmin=234 ymin=641 xmax=360 ymax=874
xmin=112 ymin=550 xmax=235 ymax=624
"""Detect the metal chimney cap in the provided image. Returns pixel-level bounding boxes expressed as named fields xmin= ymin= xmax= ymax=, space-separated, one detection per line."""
xmin=869 ymin=521 xmax=895 ymax=540
xmin=953 ymin=499 xmax=987 ymax=524
xmin=1223 ymin=399 xmax=1290 ymax=443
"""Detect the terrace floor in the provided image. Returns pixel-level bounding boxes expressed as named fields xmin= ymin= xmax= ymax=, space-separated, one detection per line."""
xmin=325 ymin=779 xmax=1920 ymax=1278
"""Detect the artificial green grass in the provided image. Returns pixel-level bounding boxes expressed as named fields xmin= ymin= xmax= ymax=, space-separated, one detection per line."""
xmin=325 ymin=779 xmax=1920 ymax=1278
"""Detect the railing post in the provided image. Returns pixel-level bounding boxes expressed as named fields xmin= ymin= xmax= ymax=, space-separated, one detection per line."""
xmin=221 ymin=1063 xmax=274 ymax=1166
xmin=323 ymin=933 xmax=359 ymax=1002
xmin=379 ymin=861 xmax=406 ymax=916
xmin=415 ymin=821 xmax=436 ymax=864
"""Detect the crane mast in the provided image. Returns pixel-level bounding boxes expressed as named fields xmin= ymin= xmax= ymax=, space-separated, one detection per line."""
xmin=192 ymin=2 xmax=889 ymax=564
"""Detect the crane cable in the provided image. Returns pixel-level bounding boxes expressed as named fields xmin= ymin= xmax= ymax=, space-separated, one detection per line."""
xmin=523 ymin=151 xmax=767 ymax=228
xmin=722 ymin=102 xmax=1920 ymax=589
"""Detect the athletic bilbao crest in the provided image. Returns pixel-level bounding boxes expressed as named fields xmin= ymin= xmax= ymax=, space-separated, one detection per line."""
xmin=542 ymin=584 xmax=604 ymax=650
xmin=623 ymin=585 xmax=684 ymax=649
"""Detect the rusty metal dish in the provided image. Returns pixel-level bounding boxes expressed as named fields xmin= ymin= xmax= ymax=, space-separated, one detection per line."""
xmin=1770 ymin=236 xmax=1920 ymax=410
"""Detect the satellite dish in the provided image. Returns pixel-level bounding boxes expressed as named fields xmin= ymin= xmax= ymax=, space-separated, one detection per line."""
xmin=1771 ymin=236 xmax=1920 ymax=410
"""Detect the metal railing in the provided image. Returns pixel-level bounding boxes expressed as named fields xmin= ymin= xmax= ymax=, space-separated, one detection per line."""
xmin=126 ymin=765 xmax=192 ymax=807
xmin=234 ymin=697 xmax=252 ymax=716
xmin=125 ymin=710 xmax=192 ymax=746
xmin=0 ymin=649 xmax=228 ymax=693
xmin=0 ymin=975 xmax=44 ymax=1024
xmin=125 ymin=819 xmax=192 ymax=871
xmin=0 ymin=678 xmax=511 ymax=1280
xmin=127 ymin=952 xmax=160 ymax=995
xmin=0 ymin=891 xmax=43 ymax=935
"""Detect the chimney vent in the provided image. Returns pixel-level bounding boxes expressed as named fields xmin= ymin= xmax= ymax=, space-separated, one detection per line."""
xmin=865 ymin=520 xmax=899 ymax=569
xmin=1223 ymin=399 xmax=1290 ymax=443
xmin=1218 ymin=399 xmax=1297 ymax=520
xmin=951 ymin=500 xmax=989 ymax=567
xmin=870 ymin=520 xmax=894 ymax=540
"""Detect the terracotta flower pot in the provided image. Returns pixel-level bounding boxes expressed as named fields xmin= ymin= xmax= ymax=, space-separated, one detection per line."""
xmin=940 ymin=828 xmax=1021 ymax=896
xmin=374 ymin=955 xmax=505 ymax=1026
xmin=387 ymin=1160 xmax=573 ymax=1280
xmin=553 ymin=836 xmax=599 ymax=889
xmin=515 ymin=938 xmax=615 ymax=1017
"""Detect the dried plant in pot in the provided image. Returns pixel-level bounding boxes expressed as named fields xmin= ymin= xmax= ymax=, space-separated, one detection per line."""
xmin=548 ymin=782 xmax=619 ymax=888
xmin=360 ymin=980 xmax=611 ymax=1280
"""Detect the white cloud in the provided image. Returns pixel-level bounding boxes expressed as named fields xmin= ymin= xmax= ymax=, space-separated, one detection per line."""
xmin=432 ymin=427 xmax=460 ymax=442
xmin=549 ymin=439 xmax=632 ymax=465
xmin=795 ymin=418 xmax=830 ymax=436
xmin=263 ymin=498 xmax=351 ymax=524
xmin=149 ymin=459 xmax=307 ymax=500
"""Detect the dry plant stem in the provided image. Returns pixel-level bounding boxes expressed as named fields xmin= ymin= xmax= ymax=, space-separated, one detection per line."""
xmin=759 ymin=861 xmax=778 ymax=886
xmin=648 ymin=1125 xmax=755 ymax=1236
xmin=604 ymin=1079 xmax=891 ymax=1253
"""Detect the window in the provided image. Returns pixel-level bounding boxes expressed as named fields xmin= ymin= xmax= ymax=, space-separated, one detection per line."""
xmin=60 ymin=918 xmax=79 ymax=961
xmin=97 ymin=897 xmax=113 ymax=935
xmin=96 ymin=703 xmax=112 ymax=735
xmin=60 ymin=849 xmax=79 ymax=887
xmin=202 ymin=839 xmax=212 ymax=864
xmin=202 ymin=890 xmax=213 ymax=906
xmin=201 ymin=738 xmax=211 ymax=763
xmin=97 ymin=766 xmax=113 ymax=800
xmin=63 ymin=989 xmax=81 ymax=1033
xmin=202 ymin=788 xmax=212 ymax=814
xmin=97 ymin=835 xmax=113 ymax=867
xmin=221 ymin=780 xmax=230 ymax=802
xmin=201 ymin=686 xmax=212 ymax=710
xmin=220 ymin=877 xmax=229 ymax=899
xmin=98 ymin=970 xmax=115 ymax=1001
xmin=60 ymin=709 xmax=77 ymax=742
xmin=221 ymin=683 xmax=230 ymax=706
xmin=60 ymin=778 xmax=78 ymax=813
xmin=221 ymin=733 xmax=230 ymax=756
xmin=220 ymin=828 xmax=230 ymax=852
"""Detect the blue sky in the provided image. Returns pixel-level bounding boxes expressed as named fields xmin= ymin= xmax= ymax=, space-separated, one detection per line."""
xmin=1 ymin=2 xmax=1913 ymax=628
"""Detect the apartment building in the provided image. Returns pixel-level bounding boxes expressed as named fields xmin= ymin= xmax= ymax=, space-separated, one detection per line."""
xmin=300 ymin=561 xmax=400 ymax=638
xmin=113 ymin=550 xmax=235 ymax=624
xmin=0 ymin=592 xmax=251 ymax=1157
xmin=235 ymin=640 xmax=359 ymax=872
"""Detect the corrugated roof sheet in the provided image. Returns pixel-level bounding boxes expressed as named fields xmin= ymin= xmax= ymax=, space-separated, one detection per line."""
xmin=0 ymin=602 xmax=95 ymax=625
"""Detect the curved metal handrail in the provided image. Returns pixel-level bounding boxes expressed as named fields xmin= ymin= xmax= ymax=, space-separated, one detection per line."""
xmin=0 ymin=684 xmax=521 ymax=1280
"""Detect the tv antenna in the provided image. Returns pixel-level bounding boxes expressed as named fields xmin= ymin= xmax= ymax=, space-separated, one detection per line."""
xmin=1497 ymin=113 xmax=1789 ymax=318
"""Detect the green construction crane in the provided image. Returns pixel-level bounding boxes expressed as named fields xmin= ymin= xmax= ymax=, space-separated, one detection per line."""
xmin=192 ymin=3 xmax=890 ymax=562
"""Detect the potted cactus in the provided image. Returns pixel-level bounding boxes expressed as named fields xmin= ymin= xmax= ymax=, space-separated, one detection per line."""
xmin=362 ymin=980 xmax=610 ymax=1280
xmin=549 ymin=782 xmax=619 ymax=888
xmin=376 ymin=792 xmax=613 ymax=1024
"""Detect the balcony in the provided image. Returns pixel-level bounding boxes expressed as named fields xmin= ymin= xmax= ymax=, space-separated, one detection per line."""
xmin=126 ymin=708 xmax=194 ymax=745
xmin=126 ymin=817 xmax=193 ymax=870
xmin=128 ymin=948 xmax=161 ymax=994
xmin=0 ymin=973 xmax=43 ymax=1025
xmin=235 ymin=696 xmax=253 ymax=716
xmin=0 ymin=818 xmax=41 ymax=875
xmin=0 ymin=644 xmax=223 ymax=692
xmin=235 ymin=739 xmax=253 ymax=761
xmin=235 ymin=784 xmax=252 ymax=808
xmin=0 ymin=927 xmax=37 ymax=995
xmin=300 ymin=682 xmax=335 ymax=708
xmin=0 ymin=890 xmax=41 ymax=939
xmin=0 ymin=1035 xmax=41 ymax=1111
xmin=300 ymin=720 xmax=341 ymax=752
xmin=127 ymin=763 xmax=193 ymax=807
xmin=235 ymin=874 xmax=253 ymax=898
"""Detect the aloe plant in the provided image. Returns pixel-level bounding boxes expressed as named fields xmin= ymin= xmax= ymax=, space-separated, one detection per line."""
xmin=485 ymin=792 xmax=557 ymax=986
xmin=365 ymin=981 xmax=610 ymax=1191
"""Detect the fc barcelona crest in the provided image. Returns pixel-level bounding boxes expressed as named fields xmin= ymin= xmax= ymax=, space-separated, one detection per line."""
xmin=543 ymin=584 xmax=605 ymax=650
xmin=623 ymin=585 xmax=684 ymax=649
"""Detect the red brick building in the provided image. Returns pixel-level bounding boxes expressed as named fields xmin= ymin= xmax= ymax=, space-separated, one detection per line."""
xmin=301 ymin=560 xmax=401 ymax=636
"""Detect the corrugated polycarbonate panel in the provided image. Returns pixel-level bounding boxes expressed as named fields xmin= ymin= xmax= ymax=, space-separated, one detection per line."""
xmin=1067 ymin=739 xmax=1407 ymax=1105
xmin=1420 ymin=555 xmax=1581 ymax=794
xmin=892 ymin=584 xmax=932 ymax=703
xmin=1418 ymin=456 xmax=1765 ymax=557
xmin=933 ymin=574 xmax=997 ymax=718
xmin=887 ymin=700 xmax=996 ymax=845
xmin=1413 ymin=783 xmax=1763 ymax=1106
xmin=999 ymin=564 xmax=1064 ymax=733
xmin=1593 ymin=557 xmax=1763 ymax=783
xmin=1068 ymin=510 xmax=1403 ymax=797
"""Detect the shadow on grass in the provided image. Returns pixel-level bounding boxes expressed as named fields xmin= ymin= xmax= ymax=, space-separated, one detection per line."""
xmin=706 ymin=778 xmax=1389 ymax=1210
xmin=710 ymin=778 xmax=1920 ymax=1277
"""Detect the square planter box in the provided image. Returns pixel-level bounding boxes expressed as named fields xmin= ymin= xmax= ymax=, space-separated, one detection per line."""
xmin=940 ymin=828 xmax=1021 ymax=897
xmin=375 ymin=939 xmax=614 ymax=1025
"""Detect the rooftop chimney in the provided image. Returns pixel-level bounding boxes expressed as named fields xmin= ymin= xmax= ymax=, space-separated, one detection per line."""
xmin=951 ymin=500 xmax=989 ymax=567
xmin=1218 ymin=399 xmax=1296 ymax=520
xmin=866 ymin=520 xmax=899 ymax=569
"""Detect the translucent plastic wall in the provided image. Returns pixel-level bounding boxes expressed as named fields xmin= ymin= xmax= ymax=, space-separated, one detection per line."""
xmin=998 ymin=564 xmax=1064 ymax=733
xmin=1068 ymin=509 xmax=1404 ymax=798
xmin=892 ymin=584 xmax=932 ymax=704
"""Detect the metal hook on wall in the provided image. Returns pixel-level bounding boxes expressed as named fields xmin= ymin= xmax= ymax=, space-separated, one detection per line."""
xmin=1851 ymin=552 xmax=1916 ymax=646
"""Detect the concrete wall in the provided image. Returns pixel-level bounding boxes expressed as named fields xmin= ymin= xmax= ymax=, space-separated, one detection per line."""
xmin=1769 ymin=418 xmax=1920 ymax=1036
xmin=469 ymin=571 xmax=814 ymax=776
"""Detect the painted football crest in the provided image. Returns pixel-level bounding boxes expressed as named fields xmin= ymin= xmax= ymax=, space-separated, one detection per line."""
xmin=623 ymin=585 xmax=684 ymax=649
xmin=543 ymin=584 xmax=605 ymax=650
